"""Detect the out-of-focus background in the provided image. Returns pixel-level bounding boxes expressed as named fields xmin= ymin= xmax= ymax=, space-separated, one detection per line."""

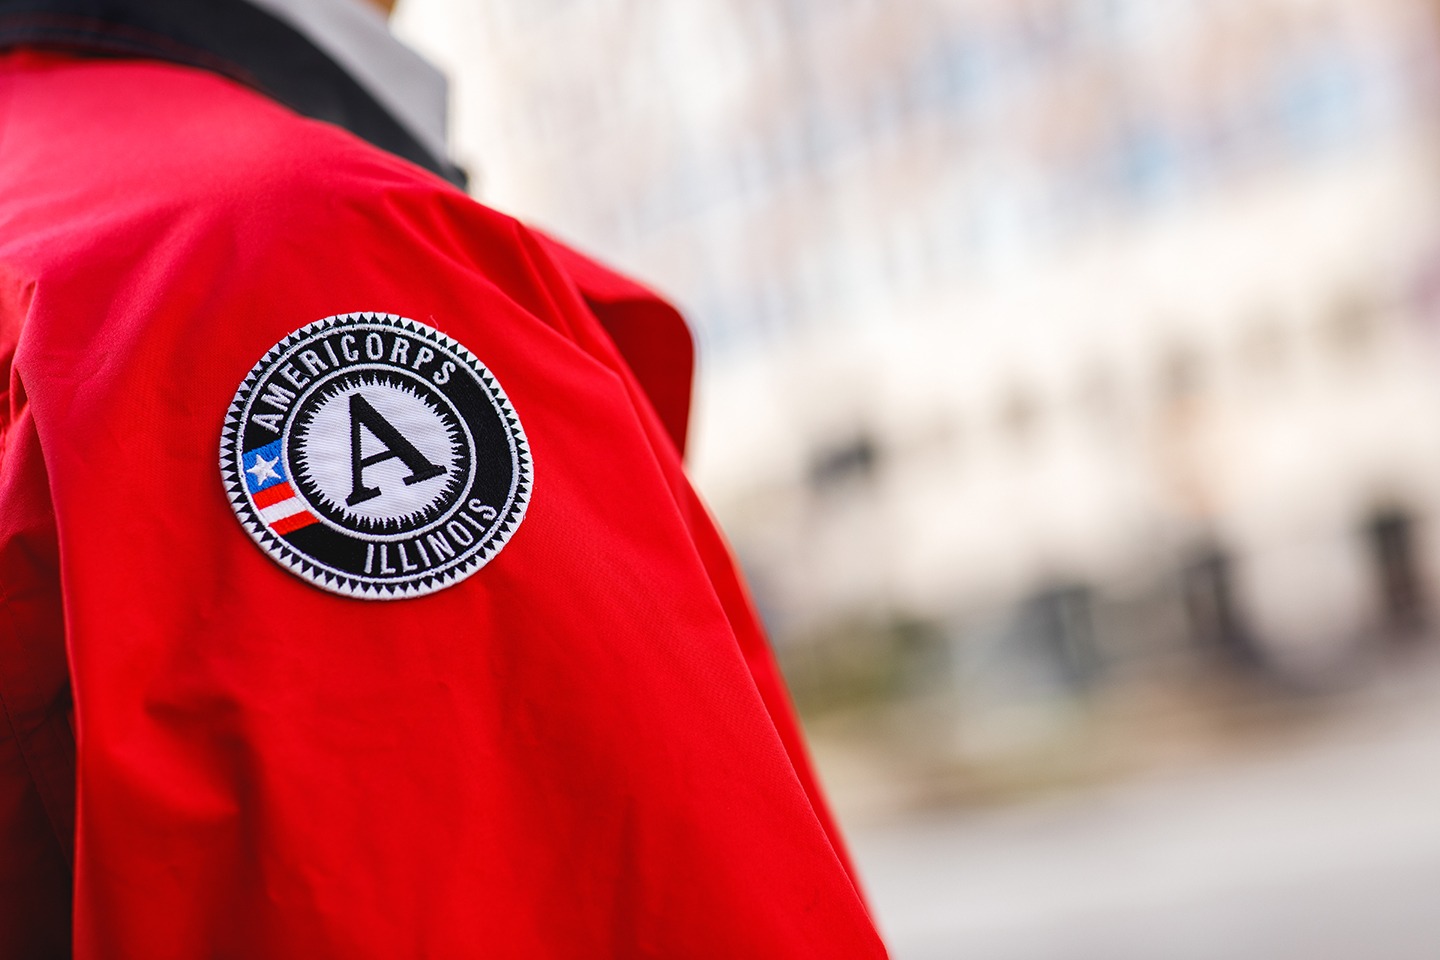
xmin=397 ymin=2 xmax=1440 ymax=956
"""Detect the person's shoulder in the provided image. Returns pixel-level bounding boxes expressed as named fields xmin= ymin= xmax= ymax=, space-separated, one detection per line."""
xmin=0 ymin=51 xmax=480 ymax=268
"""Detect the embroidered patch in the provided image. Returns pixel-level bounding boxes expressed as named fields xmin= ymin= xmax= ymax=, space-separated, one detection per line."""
xmin=220 ymin=313 xmax=531 ymax=599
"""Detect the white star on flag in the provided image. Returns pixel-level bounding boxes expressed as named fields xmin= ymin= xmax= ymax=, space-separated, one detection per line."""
xmin=247 ymin=453 xmax=281 ymax=486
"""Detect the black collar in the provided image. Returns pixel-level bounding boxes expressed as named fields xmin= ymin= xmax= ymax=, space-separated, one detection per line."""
xmin=0 ymin=0 xmax=467 ymax=187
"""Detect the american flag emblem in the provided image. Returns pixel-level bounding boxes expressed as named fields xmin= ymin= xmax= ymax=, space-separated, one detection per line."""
xmin=243 ymin=440 xmax=320 ymax=536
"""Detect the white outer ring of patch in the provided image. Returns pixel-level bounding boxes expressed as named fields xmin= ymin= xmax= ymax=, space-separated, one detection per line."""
xmin=220 ymin=312 xmax=533 ymax=601
xmin=281 ymin=363 xmax=478 ymax=543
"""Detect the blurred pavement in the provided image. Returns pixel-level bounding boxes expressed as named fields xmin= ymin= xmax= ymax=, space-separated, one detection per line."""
xmin=850 ymin=664 xmax=1440 ymax=960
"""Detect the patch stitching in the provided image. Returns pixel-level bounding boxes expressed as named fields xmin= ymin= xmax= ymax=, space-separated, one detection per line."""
xmin=219 ymin=312 xmax=532 ymax=600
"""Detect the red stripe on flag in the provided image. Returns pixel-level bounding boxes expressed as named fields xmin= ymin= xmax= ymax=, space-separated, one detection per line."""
xmin=271 ymin=511 xmax=319 ymax=535
xmin=253 ymin=481 xmax=296 ymax=509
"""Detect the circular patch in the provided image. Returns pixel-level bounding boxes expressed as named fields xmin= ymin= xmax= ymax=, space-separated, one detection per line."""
xmin=220 ymin=313 xmax=532 ymax=599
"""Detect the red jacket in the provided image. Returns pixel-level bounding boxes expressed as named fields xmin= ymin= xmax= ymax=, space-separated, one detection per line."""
xmin=0 ymin=47 xmax=885 ymax=958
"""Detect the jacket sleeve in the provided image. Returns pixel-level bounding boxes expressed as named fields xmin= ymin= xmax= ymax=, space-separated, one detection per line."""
xmin=533 ymin=231 xmax=874 ymax=900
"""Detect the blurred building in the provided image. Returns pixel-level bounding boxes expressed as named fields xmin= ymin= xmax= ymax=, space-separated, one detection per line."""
xmin=399 ymin=0 xmax=1440 ymax=685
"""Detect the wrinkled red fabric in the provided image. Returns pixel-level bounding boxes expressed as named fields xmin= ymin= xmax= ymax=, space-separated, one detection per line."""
xmin=0 ymin=50 xmax=884 ymax=959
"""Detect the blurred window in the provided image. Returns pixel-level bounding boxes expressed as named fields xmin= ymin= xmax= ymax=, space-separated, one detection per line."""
xmin=1112 ymin=121 xmax=1185 ymax=204
xmin=1367 ymin=507 xmax=1428 ymax=636
xmin=1240 ymin=315 xmax=1290 ymax=381
xmin=1277 ymin=49 xmax=1363 ymax=151
xmin=1182 ymin=546 xmax=1262 ymax=669
xmin=1021 ymin=584 xmax=1102 ymax=690
xmin=1160 ymin=340 xmax=1205 ymax=405
xmin=999 ymin=384 xmax=1038 ymax=443
xmin=1323 ymin=290 xmax=1380 ymax=362
xmin=807 ymin=433 xmax=880 ymax=494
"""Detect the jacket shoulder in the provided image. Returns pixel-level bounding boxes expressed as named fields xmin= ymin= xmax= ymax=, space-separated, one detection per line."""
xmin=0 ymin=52 xmax=468 ymax=264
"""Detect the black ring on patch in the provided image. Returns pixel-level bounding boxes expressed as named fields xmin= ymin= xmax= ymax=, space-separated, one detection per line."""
xmin=219 ymin=313 xmax=532 ymax=600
